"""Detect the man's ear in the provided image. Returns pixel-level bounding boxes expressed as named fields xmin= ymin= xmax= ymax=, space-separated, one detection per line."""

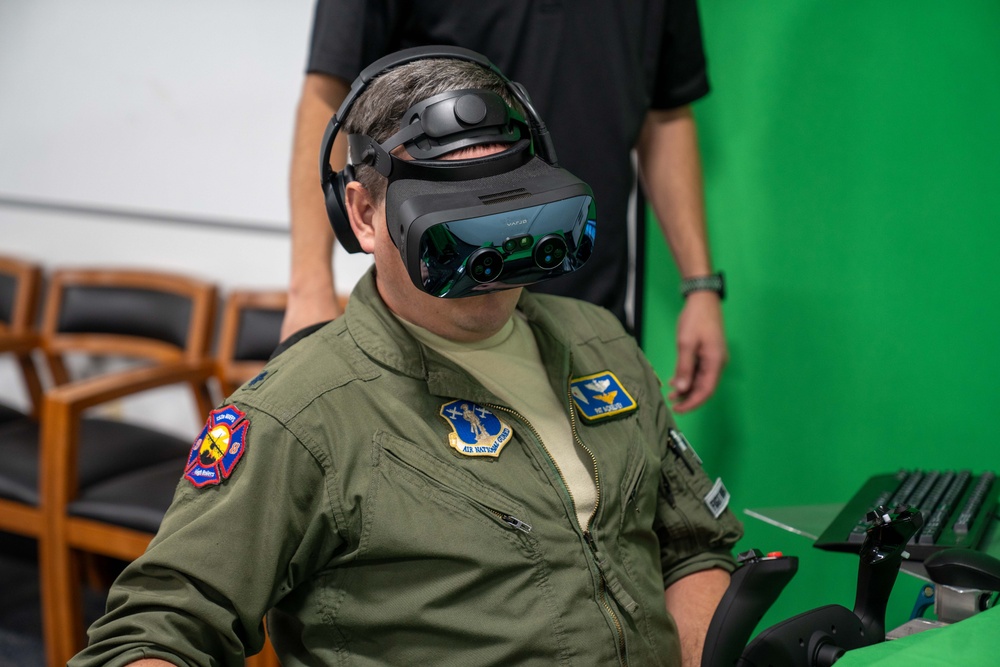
xmin=343 ymin=181 xmax=378 ymax=254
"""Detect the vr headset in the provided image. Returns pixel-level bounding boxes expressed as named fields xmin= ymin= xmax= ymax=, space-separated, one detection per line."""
xmin=320 ymin=46 xmax=596 ymax=298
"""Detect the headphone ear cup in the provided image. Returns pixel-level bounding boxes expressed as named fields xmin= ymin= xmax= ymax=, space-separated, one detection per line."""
xmin=325 ymin=164 xmax=364 ymax=254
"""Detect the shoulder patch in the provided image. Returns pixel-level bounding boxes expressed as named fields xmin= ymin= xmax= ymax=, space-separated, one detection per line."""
xmin=570 ymin=371 xmax=637 ymax=422
xmin=440 ymin=400 xmax=513 ymax=457
xmin=184 ymin=405 xmax=249 ymax=487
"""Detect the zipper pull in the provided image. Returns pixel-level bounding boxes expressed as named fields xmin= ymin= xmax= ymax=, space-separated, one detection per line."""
xmin=501 ymin=514 xmax=533 ymax=533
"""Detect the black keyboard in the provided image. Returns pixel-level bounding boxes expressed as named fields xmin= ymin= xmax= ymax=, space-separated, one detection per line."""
xmin=814 ymin=469 xmax=999 ymax=561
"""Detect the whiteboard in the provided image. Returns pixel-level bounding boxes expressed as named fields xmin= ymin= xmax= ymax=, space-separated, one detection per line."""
xmin=0 ymin=0 xmax=317 ymax=229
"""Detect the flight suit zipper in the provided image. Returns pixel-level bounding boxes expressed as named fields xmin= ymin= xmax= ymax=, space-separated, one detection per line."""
xmin=488 ymin=400 xmax=628 ymax=666
xmin=486 ymin=403 xmax=588 ymax=520
xmin=567 ymin=370 xmax=630 ymax=667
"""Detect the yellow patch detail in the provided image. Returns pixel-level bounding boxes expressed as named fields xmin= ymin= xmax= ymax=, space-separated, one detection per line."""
xmin=595 ymin=391 xmax=618 ymax=404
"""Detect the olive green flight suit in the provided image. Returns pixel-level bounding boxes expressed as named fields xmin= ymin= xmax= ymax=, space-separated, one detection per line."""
xmin=70 ymin=269 xmax=742 ymax=667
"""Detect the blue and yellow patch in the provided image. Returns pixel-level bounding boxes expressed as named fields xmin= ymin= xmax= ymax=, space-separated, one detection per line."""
xmin=570 ymin=371 xmax=637 ymax=422
xmin=184 ymin=405 xmax=249 ymax=487
xmin=440 ymin=400 xmax=513 ymax=457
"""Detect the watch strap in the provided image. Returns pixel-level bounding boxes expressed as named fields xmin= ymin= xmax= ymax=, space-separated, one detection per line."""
xmin=680 ymin=271 xmax=725 ymax=300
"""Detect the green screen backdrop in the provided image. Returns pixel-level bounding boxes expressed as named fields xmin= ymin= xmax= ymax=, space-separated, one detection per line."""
xmin=642 ymin=1 xmax=1000 ymax=632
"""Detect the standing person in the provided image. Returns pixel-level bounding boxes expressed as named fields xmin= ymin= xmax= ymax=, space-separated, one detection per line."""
xmin=284 ymin=0 xmax=728 ymax=413
xmin=70 ymin=49 xmax=742 ymax=667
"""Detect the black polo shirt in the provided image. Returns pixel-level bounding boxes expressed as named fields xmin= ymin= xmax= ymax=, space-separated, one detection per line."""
xmin=307 ymin=0 xmax=710 ymax=336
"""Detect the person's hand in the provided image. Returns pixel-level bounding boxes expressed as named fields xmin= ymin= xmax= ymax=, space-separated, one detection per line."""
xmin=280 ymin=284 xmax=344 ymax=341
xmin=668 ymin=291 xmax=727 ymax=412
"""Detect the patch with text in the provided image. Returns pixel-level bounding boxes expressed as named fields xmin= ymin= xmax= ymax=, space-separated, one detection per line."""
xmin=184 ymin=405 xmax=249 ymax=487
xmin=570 ymin=371 xmax=637 ymax=422
xmin=440 ymin=400 xmax=513 ymax=457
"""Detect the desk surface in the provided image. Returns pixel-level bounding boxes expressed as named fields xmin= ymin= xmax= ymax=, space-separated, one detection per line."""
xmin=744 ymin=503 xmax=1000 ymax=580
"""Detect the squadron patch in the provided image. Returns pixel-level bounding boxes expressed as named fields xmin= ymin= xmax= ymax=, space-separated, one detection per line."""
xmin=440 ymin=400 xmax=513 ymax=457
xmin=184 ymin=406 xmax=249 ymax=487
xmin=570 ymin=371 xmax=637 ymax=422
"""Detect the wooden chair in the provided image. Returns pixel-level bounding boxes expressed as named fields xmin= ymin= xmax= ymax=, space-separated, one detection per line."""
xmin=0 ymin=255 xmax=46 ymax=579
xmin=0 ymin=255 xmax=44 ymax=428
xmin=34 ymin=268 xmax=219 ymax=667
xmin=0 ymin=256 xmax=46 ymax=658
xmin=215 ymin=289 xmax=287 ymax=398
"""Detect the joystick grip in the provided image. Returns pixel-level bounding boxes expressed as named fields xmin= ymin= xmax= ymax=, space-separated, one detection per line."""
xmin=852 ymin=506 xmax=923 ymax=640
xmin=701 ymin=550 xmax=798 ymax=667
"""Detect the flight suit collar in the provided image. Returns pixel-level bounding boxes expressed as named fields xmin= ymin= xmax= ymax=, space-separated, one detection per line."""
xmin=344 ymin=269 xmax=428 ymax=380
xmin=345 ymin=268 xmax=573 ymax=402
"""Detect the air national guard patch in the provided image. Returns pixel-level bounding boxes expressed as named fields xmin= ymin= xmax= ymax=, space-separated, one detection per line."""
xmin=570 ymin=371 xmax=637 ymax=423
xmin=440 ymin=400 xmax=513 ymax=457
xmin=184 ymin=405 xmax=249 ymax=487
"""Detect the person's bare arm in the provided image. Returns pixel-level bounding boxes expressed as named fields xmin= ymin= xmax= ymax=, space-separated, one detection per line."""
xmin=636 ymin=106 xmax=727 ymax=412
xmin=282 ymin=73 xmax=352 ymax=340
xmin=664 ymin=567 xmax=731 ymax=667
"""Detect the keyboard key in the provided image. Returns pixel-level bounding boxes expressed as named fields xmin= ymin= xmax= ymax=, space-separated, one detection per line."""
xmin=954 ymin=471 xmax=995 ymax=535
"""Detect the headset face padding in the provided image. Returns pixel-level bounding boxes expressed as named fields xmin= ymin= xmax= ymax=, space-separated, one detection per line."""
xmin=319 ymin=45 xmax=552 ymax=255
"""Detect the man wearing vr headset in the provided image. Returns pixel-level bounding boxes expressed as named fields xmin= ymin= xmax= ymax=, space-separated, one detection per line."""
xmin=70 ymin=52 xmax=741 ymax=667
xmin=283 ymin=0 xmax=728 ymax=414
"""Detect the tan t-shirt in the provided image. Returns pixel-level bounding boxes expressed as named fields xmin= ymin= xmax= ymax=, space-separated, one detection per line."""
xmin=400 ymin=312 xmax=598 ymax=530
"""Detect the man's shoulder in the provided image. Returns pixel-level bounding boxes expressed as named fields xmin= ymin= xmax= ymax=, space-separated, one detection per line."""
xmin=228 ymin=318 xmax=379 ymax=420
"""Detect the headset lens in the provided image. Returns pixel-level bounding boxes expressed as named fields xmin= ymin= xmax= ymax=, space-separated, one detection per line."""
xmin=418 ymin=194 xmax=595 ymax=297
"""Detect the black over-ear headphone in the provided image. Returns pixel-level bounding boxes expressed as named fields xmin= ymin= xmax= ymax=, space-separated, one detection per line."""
xmin=318 ymin=45 xmax=558 ymax=254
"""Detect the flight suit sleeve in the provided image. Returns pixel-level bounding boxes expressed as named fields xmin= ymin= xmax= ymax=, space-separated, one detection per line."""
xmin=68 ymin=403 xmax=342 ymax=667
xmin=636 ymin=352 xmax=743 ymax=588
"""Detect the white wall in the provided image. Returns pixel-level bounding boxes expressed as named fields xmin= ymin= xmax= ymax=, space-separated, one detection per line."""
xmin=2 ymin=0 xmax=309 ymax=225
xmin=0 ymin=0 xmax=372 ymax=436
xmin=0 ymin=0 xmax=373 ymax=287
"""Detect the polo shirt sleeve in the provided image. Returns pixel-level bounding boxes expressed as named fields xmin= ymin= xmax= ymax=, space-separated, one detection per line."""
xmin=650 ymin=0 xmax=711 ymax=109
xmin=306 ymin=0 xmax=408 ymax=81
xmin=68 ymin=404 xmax=341 ymax=667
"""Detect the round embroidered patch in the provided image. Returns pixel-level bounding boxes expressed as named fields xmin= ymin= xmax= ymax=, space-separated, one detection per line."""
xmin=184 ymin=405 xmax=249 ymax=487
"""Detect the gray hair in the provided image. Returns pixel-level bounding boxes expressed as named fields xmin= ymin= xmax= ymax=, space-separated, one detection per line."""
xmin=344 ymin=58 xmax=521 ymax=203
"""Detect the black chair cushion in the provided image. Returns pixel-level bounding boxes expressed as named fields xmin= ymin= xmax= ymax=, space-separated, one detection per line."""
xmin=0 ymin=273 xmax=15 ymax=323
xmin=234 ymin=308 xmax=285 ymax=361
xmin=68 ymin=458 xmax=186 ymax=533
xmin=0 ymin=417 xmax=191 ymax=506
xmin=58 ymin=285 xmax=192 ymax=348
xmin=0 ymin=402 xmax=27 ymax=426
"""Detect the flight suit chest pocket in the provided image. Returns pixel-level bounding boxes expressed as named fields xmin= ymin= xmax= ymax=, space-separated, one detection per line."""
xmin=367 ymin=430 xmax=537 ymax=558
xmin=614 ymin=421 xmax=662 ymax=574
xmin=620 ymin=429 xmax=657 ymax=529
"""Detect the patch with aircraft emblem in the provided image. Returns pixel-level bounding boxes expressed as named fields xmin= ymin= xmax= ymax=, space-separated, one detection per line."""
xmin=570 ymin=371 xmax=637 ymax=423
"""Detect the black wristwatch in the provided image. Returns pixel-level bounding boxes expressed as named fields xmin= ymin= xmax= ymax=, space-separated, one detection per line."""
xmin=680 ymin=271 xmax=725 ymax=300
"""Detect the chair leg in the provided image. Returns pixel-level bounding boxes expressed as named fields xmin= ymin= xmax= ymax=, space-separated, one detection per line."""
xmin=245 ymin=625 xmax=281 ymax=667
xmin=40 ymin=536 xmax=86 ymax=667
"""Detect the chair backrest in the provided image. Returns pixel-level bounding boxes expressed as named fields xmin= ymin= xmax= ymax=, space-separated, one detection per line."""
xmin=0 ymin=255 xmax=44 ymax=417
xmin=0 ymin=255 xmax=42 ymax=333
xmin=40 ymin=268 xmax=218 ymax=386
xmin=215 ymin=290 xmax=287 ymax=397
